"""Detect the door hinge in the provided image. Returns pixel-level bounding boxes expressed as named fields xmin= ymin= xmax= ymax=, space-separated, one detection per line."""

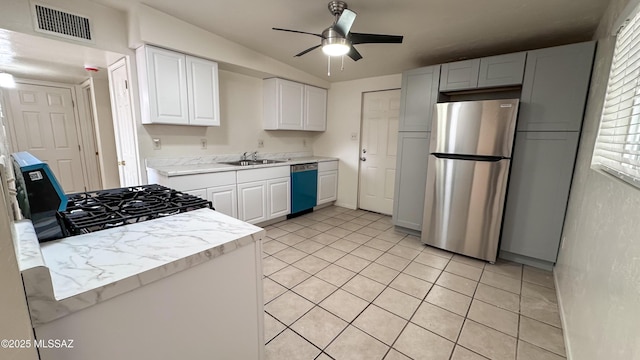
xmin=124 ymin=80 xmax=128 ymax=89
xmin=72 ymin=100 xmax=75 ymax=107
xmin=78 ymin=145 xmax=81 ymax=151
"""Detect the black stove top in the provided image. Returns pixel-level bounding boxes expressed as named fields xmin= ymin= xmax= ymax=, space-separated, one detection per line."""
xmin=58 ymin=184 xmax=213 ymax=236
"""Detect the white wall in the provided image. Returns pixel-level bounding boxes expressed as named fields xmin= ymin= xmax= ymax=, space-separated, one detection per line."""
xmin=0 ymin=91 xmax=38 ymax=360
xmin=555 ymin=0 xmax=640 ymax=359
xmin=90 ymin=77 xmax=120 ymax=189
xmin=137 ymin=70 xmax=319 ymax=161
xmin=313 ymin=74 xmax=401 ymax=209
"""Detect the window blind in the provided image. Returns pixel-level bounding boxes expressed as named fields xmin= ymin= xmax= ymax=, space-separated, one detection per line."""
xmin=592 ymin=8 xmax=640 ymax=188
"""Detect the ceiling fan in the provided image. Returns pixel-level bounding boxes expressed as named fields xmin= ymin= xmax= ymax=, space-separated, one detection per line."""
xmin=273 ymin=1 xmax=403 ymax=62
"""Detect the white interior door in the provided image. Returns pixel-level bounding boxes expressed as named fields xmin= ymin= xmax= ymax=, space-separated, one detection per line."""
xmin=358 ymin=89 xmax=401 ymax=215
xmin=6 ymin=83 xmax=88 ymax=193
xmin=108 ymin=58 xmax=141 ymax=187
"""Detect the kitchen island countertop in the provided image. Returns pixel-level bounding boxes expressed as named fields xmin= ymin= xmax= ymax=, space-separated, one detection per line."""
xmin=14 ymin=208 xmax=265 ymax=326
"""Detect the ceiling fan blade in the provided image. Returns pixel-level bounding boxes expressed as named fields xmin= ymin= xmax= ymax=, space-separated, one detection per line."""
xmin=349 ymin=32 xmax=404 ymax=44
xmin=335 ymin=9 xmax=357 ymax=36
xmin=273 ymin=28 xmax=323 ymax=38
xmin=294 ymin=44 xmax=322 ymax=57
xmin=347 ymin=46 xmax=363 ymax=61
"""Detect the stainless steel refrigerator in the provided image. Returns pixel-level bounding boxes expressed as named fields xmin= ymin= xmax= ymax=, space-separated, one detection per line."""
xmin=421 ymin=99 xmax=519 ymax=263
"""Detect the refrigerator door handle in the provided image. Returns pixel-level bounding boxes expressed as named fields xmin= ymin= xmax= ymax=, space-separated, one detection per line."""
xmin=431 ymin=153 xmax=506 ymax=162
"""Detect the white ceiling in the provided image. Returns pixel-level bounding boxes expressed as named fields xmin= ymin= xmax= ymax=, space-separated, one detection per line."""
xmin=93 ymin=0 xmax=609 ymax=82
xmin=0 ymin=0 xmax=609 ymax=84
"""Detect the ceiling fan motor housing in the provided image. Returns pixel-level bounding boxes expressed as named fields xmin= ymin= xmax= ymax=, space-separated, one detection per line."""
xmin=328 ymin=1 xmax=348 ymax=16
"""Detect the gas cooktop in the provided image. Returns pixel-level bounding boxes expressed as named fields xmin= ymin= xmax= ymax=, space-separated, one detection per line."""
xmin=58 ymin=184 xmax=213 ymax=236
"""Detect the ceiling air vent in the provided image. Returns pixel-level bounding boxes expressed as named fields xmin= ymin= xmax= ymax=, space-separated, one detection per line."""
xmin=31 ymin=3 xmax=93 ymax=43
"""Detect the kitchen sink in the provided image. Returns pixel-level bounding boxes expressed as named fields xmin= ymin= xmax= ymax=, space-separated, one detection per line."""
xmin=220 ymin=159 xmax=286 ymax=166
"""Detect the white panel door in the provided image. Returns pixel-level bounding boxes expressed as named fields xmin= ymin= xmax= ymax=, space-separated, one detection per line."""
xmin=304 ymin=85 xmax=327 ymax=131
xmin=207 ymin=184 xmax=238 ymax=218
xmin=317 ymin=170 xmax=338 ymax=205
xmin=358 ymin=89 xmax=401 ymax=215
xmin=267 ymin=177 xmax=290 ymax=218
xmin=146 ymin=46 xmax=189 ymax=124
xmin=6 ymin=83 xmax=87 ymax=193
xmin=237 ymin=181 xmax=267 ymax=224
xmin=108 ymin=58 xmax=141 ymax=187
xmin=277 ymin=79 xmax=304 ymax=130
xmin=186 ymin=56 xmax=220 ymax=126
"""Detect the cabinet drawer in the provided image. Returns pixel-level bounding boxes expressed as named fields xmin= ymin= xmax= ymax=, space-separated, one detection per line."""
xmin=478 ymin=52 xmax=526 ymax=88
xmin=439 ymin=59 xmax=480 ymax=91
xmin=318 ymin=160 xmax=338 ymax=172
xmin=236 ymin=166 xmax=290 ymax=183
xmin=168 ymin=171 xmax=236 ymax=191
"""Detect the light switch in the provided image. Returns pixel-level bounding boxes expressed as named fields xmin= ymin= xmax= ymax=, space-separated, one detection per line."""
xmin=201 ymin=139 xmax=207 ymax=149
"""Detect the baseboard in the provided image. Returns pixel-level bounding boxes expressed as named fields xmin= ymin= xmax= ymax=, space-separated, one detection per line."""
xmin=498 ymin=251 xmax=554 ymax=271
xmin=333 ymin=201 xmax=356 ymax=210
xmin=554 ymin=270 xmax=573 ymax=360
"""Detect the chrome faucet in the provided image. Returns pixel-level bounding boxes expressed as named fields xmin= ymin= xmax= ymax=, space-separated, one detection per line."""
xmin=241 ymin=152 xmax=249 ymax=161
xmin=251 ymin=151 xmax=258 ymax=161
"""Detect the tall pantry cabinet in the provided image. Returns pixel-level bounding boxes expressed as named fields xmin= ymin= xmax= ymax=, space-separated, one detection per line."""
xmin=500 ymin=41 xmax=596 ymax=269
xmin=392 ymin=65 xmax=440 ymax=231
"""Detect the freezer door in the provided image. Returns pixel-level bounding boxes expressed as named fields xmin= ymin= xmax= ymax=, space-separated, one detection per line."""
xmin=431 ymin=99 xmax=519 ymax=157
xmin=422 ymin=156 xmax=511 ymax=262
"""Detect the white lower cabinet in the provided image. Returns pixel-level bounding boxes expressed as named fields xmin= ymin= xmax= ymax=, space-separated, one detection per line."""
xmin=207 ymin=184 xmax=238 ymax=218
xmin=237 ymin=181 xmax=268 ymax=224
xmin=267 ymin=178 xmax=291 ymax=218
xmin=317 ymin=161 xmax=338 ymax=205
xmin=237 ymin=166 xmax=290 ymax=224
xmin=185 ymin=188 xmax=207 ymax=200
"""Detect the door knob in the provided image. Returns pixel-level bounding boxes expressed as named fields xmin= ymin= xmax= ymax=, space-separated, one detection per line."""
xmin=362 ymin=149 xmax=367 ymax=153
xmin=360 ymin=157 xmax=366 ymax=161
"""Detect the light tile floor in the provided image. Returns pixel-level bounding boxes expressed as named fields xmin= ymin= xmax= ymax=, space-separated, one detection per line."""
xmin=262 ymin=206 xmax=565 ymax=360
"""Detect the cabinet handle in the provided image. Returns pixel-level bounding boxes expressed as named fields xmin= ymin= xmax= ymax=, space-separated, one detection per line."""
xmin=118 ymin=160 xmax=126 ymax=166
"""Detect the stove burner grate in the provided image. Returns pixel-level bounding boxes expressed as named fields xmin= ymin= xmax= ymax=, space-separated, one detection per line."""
xmin=58 ymin=184 xmax=213 ymax=235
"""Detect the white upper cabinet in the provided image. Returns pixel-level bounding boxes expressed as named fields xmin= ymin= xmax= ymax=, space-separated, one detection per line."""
xmin=304 ymin=85 xmax=328 ymax=131
xmin=186 ymin=56 xmax=220 ymax=126
xmin=264 ymin=78 xmax=327 ymax=131
xmin=137 ymin=45 xmax=220 ymax=126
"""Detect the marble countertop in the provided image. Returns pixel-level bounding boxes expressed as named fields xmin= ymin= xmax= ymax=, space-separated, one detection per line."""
xmin=147 ymin=156 xmax=338 ymax=177
xmin=14 ymin=208 xmax=265 ymax=326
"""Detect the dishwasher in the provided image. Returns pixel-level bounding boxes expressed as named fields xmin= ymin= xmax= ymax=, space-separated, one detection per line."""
xmin=289 ymin=163 xmax=318 ymax=217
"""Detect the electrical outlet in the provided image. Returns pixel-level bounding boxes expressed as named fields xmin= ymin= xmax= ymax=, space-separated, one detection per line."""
xmin=303 ymin=139 xmax=307 ymax=147
xmin=152 ymin=138 xmax=161 ymax=150
xmin=351 ymin=132 xmax=358 ymax=141
xmin=258 ymin=139 xmax=264 ymax=148
xmin=201 ymin=139 xmax=207 ymax=149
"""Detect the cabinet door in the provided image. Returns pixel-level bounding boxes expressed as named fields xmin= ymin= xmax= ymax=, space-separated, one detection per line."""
xmin=518 ymin=41 xmax=596 ymax=131
xmin=267 ymin=177 xmax=291 ymax=218
xmin=304 ymin=85 xmax=327 ymax=131
xmin=478 ymin=52 xmax=526 ymax=88
xmin=392 ymin=132 xmax=430 ymax=230
xmin=186 ymin=56 xmax=220 ymax=126
xmin=439 ymin=59 xmax=480 ymax=92
xmin=317 ymin=170 xmax=338 ymax=205
xmin=501 ymin=131 xmax=580 ymax=263
xmin=237 ymin=181 xmax=267 ymax=224
xmin=278 ymin=79 xmax=305 ymax=130
xmin=399 ymin=65 xmax=440 ymax=132
xmin=144 ymin=46 xmax=189 ymax=124
xmin=207 ymin=184 xmax=237 ymax=218
xmin=184 ymin=188 xmax=206 ymax=200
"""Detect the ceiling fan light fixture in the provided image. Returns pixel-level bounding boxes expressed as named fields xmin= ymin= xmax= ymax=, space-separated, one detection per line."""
xmin=322 ymin=42 xmax=350 ymax=56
